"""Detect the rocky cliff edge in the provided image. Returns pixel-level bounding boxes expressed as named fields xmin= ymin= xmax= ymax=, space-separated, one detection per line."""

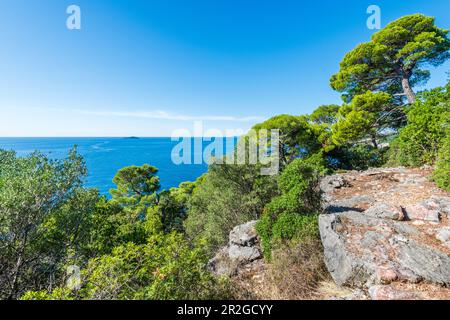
xmin=319 ymin=167 xmax=450 ymax=300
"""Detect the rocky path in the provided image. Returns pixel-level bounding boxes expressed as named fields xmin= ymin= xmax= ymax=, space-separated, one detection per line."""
xmin=319 ymin=167 xmax=450 ymax=300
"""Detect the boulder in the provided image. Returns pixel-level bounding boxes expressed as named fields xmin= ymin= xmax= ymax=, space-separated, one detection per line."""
xmin=403 ymin=203 xmax=440 ymax=222
xmin=436 ymin=227 xmax=450 ymax=243
xmin=207 ymin=248 xmax=237 ymax=276
xmin=369 ymin=285 xmax=424 ymax=300
xmin=364 ymin=203 xmax=404 ymax=221
xmin=208 ymin=221 xmax=262 ymax=276
xmin=229 ymin=221 xmax=258 ymax=246
xmin=319 ymin=213 xmax=372 ymax=287
xmin=431 ymin=196 xmax=450 ymax=219
xmin=320 ymin=175 xmax=349 ymax=194
xmin=323 ymin=195 xmax=375 ymax=214
xmin=319 ymin=168 xmax=450 ymax=300
xmin=396 ymin=239 xmax=450 ymax=285
xmin=228 ymin=244 xmax=261 ymax=262
xmin=319 ymin=211 xmax=450 ymax=287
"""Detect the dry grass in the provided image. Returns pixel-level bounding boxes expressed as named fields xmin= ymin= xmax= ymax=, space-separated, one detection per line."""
xmin=229 ymin=237 xmax=331 ymax=300
xmin=316 ymin=281 xmax=354 ymax=299
xmin=265 ymin=238 xmax=330 ymax=299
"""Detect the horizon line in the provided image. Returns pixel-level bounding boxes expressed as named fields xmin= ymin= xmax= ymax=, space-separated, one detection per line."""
xmin=0 ymin=136 xmax=244 ymax=138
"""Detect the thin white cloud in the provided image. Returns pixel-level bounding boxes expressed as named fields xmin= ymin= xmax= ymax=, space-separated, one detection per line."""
xmin=75 ymin=109 xmax=264 ymax=122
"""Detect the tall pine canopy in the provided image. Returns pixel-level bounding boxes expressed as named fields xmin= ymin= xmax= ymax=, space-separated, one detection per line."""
xmin=331 ymin=14 xmax=450 ymax=104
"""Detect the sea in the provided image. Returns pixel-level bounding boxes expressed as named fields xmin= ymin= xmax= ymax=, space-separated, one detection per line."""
xmin=0 ymin=137 xmax=233 ymax=196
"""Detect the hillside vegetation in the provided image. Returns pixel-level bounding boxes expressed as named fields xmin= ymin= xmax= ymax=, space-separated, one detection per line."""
xmin=0 ymin=14 xmax=449 ymax=300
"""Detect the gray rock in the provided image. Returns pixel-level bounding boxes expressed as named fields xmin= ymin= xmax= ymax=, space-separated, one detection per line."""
xmin=323 ymin=195 xmax=375 ymax=214
xmin=228 ymin=244 xmax=261 ymax=262
xmin=209 ymin=221 xmax=262 ymax=277
xmin=369 ymin=285 xmax=424 ymax=300
xmin=403 ymin=203 xmax=440 ymax=222
xmin=364 ymin=203 xmax=404 ymax=221
xmin=431 ymin=196 xmax=450 ymax=219
xmin=436 ymin=227 xmax=450 ymax=243
xmin=320 ymin=175 xmax=349 ymax=193
xmin=396 ymin=240 xmax=450 ymax=285
xmin=439 ymin=198 xmax=450 ymax=218
xmin=229 ymin=220 xmax=258 ymax=246
xmin=319 ymin=214 xmax=371 ymax=287
xmin=319 ymin=211 xmax=450 ymax=288
xmin=207 ymin=248 xmax=238 ymax=276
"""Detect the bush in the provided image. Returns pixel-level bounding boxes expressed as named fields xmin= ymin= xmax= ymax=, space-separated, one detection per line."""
xmin=270 ymin=157 xmax=321 ymax=213
xmin=257 ymin=211 xmax=320 ymax=259
xmin=328 ymin=144 xmax=388 ymax=171
xmin=0 ymin=148 xmax=90 ymax=300
xmin=256 ymin=158 xmax=321 ymax=258
xmin=272 ymin=213 xmax=319 ymax=241
xmin=302 ymin=152 xmax=331 ymax=176
xmin=23 ymin=234 xmax=230 ymax=300
xmin=388 ymin=85 xmax=450 ymax=166
xmin=185 ymin=163 xmax=278 ymax=254
xmin=433 ymin=133 xmax=450 ymax=192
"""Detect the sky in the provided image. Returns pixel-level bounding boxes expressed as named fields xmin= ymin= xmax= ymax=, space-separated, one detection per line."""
xmin=0 ymin=0 xmax=449 ymax=137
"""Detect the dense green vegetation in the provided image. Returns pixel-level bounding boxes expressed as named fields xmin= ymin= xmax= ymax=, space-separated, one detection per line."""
xmin=185 ymin=163 xmax=278 ymax=253
xmin=388 ymin=83 xmax=450 ymax=166
xmin=0 ymin=150 xmax=227 ymax=300
xmin=0 ymin=14 xmax=448 ymax=300
xmin=256 ymin=158 xmax=322 ymax=258
xmin=433 ymin=131 xmax=450 ymax=192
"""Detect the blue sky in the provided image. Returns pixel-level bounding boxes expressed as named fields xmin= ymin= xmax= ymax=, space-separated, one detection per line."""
xmin=0 ymin=0 xmax=449 ymax=137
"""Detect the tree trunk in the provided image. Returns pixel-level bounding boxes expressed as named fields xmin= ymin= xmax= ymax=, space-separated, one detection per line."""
xmin=8 ymin=238 xmax=26 ymax=300
xmin=8 ymin=256 xmax=22 ymax=300
xmin=402 ymin=76 xmax=416 ymax=104
xmin=371 ymin=135 xmax=379 ymax=149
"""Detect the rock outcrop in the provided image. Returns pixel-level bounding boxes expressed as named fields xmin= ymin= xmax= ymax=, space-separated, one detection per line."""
xmin=208 ymin=221 xmax=263 ymax=276
xmin=319 ymin=167 xmax=450 ymax=300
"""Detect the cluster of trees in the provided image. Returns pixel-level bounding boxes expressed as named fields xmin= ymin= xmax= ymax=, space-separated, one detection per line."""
xmin=0 ymin=151 xmax=227 ymax=300
xmin=184 ymin=13 xmax=450 ymax=267
xmin=0 ymin=14 xmax=448 ymax=300
xmin=165 ymin=14 xmax=450 ymax=282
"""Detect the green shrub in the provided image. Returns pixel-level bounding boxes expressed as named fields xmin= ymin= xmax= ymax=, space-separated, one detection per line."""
xmin=256 ymin=158 xmax=321 ymax=258
xmin=302 ymin=152 xmax=331 ymax=176
xmin=388 ymin=85 xmax=450 ymax=166
xmin=0 ymin=148 xmax=90 ymax=300
xmin=22 ymin=234 xmax=230 ymax=300
xmin=185 ymin=163 xmax=278 ymax=254
xmin=255 ymin=212 xmax=273 ymax=255
xmin=271 ymin=213 xmax=319 ymax=241
xmin=257 ymin=212 xmax=319 ymax=258
xmin=388 ymin=137 xmax=425 ymax=167
xmin=433 ymin=133 xmax=450 ymax=192
xmin=271 ymin=157 xmax=321 ymax=213
xmin=21 ymin=288 xmax=75 ymax=301
xmin=328 ymin=144 xmax=388 ymax=171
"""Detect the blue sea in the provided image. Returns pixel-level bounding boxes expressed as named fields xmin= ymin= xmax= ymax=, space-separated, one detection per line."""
xmin=0 ymin=138 xmax=232 ymax=196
